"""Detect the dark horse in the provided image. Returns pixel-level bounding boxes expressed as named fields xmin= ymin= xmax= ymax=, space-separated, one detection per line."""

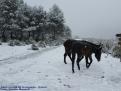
xmin=63 ymin=39 xmax=102 ymax=73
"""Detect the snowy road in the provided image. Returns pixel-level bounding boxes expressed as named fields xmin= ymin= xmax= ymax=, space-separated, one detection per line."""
xmin=0 ymin=45 xmax=121 ymax=91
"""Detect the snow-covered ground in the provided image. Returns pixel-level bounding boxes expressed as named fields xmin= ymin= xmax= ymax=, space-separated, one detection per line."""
xmin=0 ymin=44 xmax=121 ymax=91
xmin=0 ymin=44 xmax=34 ymax=60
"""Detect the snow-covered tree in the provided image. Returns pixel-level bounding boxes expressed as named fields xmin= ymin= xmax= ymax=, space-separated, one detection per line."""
xmin=63 ymin=25 xmax=72 ymax=39
xmin=112 ymin=45 xmax=121 ymax=61
xmin=31 ymin=6 xmax=47 ymax=41
xmin=0 ymin=0 xmax=19 ymax=41
xmin=16 ymin=3 xmax=34 ymax=41
xmin=112 ymin=34 xmax=121 ymax=61
xmin=48 ymin=4 xmax=65 ymax=39
xmin=0 ymin=0 xmax=71 ymax=45
xmin=48 ymin=4 xmax=64 ymax=24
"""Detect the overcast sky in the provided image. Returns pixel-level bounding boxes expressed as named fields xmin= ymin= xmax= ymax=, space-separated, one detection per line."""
xmin=24 ymin=0 xmax=121 ymax=39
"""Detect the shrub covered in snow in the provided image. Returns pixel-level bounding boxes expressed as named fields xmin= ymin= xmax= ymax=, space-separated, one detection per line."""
xmin=43 ymin=39 xmax=64 ymax=47
xmin=14 ymin=40 xmax=22 ymax=46
xmin=31 ymin=44 xmax=39 ymax=50
xmin=112 ymin=45 xmax=121 ymax=61
xmin=38 ymin=41 xmax=46 ymax=48
xmin=8 ymin=40 xmax=15 ymax=46
xmin=24 ymin=38 xmax=36 ymax=45
xmin=8 ymin=40 xmax=23 ymax=46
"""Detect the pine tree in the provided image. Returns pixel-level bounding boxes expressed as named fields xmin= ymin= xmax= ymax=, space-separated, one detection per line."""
xmin=48 ymin=4 xmax=65 ymax=39
xmin=0 ymin=0 xmax=19 ymax=41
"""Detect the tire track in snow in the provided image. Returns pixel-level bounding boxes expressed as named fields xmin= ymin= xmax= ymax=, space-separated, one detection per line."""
xmin=0 ymin=46 xmax=60 ymax=84
xmin=0 ymin=46 xmax=59 ymax=66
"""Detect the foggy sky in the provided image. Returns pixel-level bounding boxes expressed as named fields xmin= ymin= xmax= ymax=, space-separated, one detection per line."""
xmin=24 ymin=0 xmax=121 ymax=39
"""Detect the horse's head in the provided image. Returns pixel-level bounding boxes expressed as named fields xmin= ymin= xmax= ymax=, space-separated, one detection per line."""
xmin=95 ymin=44 xmax=102 ymax=62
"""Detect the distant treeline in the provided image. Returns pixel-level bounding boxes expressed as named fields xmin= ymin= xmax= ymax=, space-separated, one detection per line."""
xmin=0 ymin=0 xmax=71 ymax=42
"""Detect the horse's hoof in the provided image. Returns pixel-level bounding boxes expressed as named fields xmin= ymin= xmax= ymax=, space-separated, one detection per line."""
xmin=64 ymin=61 xmax=67 ymax=64
xmin=64 ymin=62 xmax=67 ymax=64
xmin=72 ymin=70 xmax=75 ymax=73
xmin=86 ymin=66 xmax=89 ymax=69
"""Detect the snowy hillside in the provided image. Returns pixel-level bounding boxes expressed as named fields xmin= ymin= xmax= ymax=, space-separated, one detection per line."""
xmin=0 ymin=45 xmax=121 ymax=91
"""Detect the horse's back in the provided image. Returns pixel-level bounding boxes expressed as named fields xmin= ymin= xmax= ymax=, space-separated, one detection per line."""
xmin=63 ymin=39 xmax=100 ymax=52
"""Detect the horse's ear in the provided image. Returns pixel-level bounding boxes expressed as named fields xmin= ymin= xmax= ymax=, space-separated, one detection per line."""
xmin=99 ymin=43 xmax=103 ymax=49
xmin=98 ymin=43 xmax=103 ymax=49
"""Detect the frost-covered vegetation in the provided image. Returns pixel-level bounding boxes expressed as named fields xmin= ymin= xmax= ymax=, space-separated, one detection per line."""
xmin=82 ymin=38 xmax=114 ymax=54
xmin=112 ymin=45 xmax=121 ymax=61
xmin=82 ymin=36 xmax=121 ymax=61
xmin=31 ymin=44 xmax=39 ymax=50
xmin=0 ymin=0 xmax=71 ymax=46
xmin=112 ymin=34 xmax=121 ymax=61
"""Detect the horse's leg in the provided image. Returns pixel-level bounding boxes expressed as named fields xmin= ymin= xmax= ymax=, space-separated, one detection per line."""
xmin=64 ymin=52 xmax=67 ymax=64
xmin=68 ymin=52 xmax=72 ymax=61
xmin=71 ymin=53 xmax=76 ymax=73
xmin=88 ymin=56 xmax=93 ymax=68
xmin=85 ymin=56 xmax=90 ymax=69
xmin=76 ymin=55 xmax=84 ymax=70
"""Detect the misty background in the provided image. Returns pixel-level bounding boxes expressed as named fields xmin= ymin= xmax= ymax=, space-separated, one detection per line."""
xmin=24 ymin=0 xmax=121 ymax=39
